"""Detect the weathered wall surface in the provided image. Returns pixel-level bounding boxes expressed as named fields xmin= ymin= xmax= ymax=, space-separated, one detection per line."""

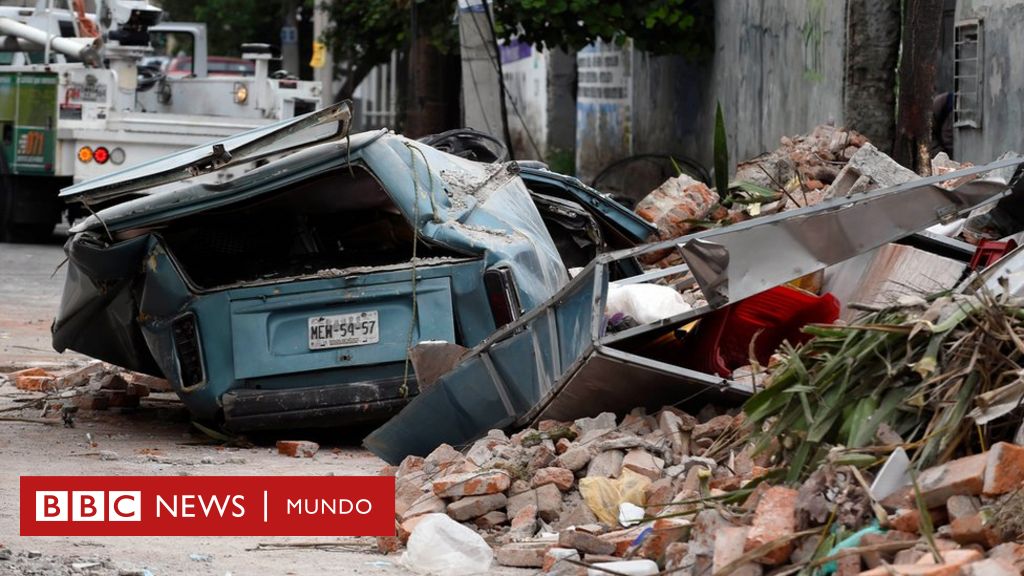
xmin=954 ymin=0 xmax=1024 ymax=163
xmin=844 ymin=0 xmax=901 ymax=153
xmin=575 ymin=0 xmax=850 ymax=200
xmin=707 ymin=0 xmax=847 ymax=165
xmin=501 ymin=45 xmax=577 ymax=168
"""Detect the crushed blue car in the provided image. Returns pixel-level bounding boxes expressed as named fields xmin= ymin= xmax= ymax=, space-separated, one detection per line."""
xmin=51 ymin=102 xmax=655 ymax=431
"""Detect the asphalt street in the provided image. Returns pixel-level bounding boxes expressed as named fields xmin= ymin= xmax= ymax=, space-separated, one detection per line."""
xmin=0 ymin=237 xmax=86 ymax=370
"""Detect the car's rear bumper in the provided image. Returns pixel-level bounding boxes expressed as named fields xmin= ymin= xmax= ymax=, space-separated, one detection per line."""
xmin=221 ymin=376 xmax=416 ymax=431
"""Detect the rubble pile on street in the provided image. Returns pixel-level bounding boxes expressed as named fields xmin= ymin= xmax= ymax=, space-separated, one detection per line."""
xmin=2 ymin=362 xmax=172 ymax=421
xmin=379 ymin=288 xmax=1024 ymax=575
xmin=379 ymin=408 xmax=1024 ymax=575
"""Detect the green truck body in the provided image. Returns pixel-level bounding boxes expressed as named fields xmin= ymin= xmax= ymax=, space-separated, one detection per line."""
xmin=0 ymin=72 xmax=57 ymax=176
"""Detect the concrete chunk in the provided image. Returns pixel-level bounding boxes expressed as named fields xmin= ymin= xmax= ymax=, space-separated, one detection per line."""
xmin=431 ymin=470 xmax=510 ymax=497
xmin=495 ymin=541 xmax=549 ymax=568
xmin=586 ymin=450 xmax=624 ymax=478
xmin=559 ymin=529 xmax=616 ymax=555
xmin=622 ymin=448 xmax=664 ymax=481
xmin=446 ymin=493 xmax=507 ymax=521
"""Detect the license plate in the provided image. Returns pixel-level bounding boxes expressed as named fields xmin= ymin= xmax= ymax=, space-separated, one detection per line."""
xmin=308 ymin=311 xmax=379 ymax=350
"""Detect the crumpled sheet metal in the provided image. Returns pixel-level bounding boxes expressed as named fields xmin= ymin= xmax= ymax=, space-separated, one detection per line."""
xmin=364 ymin=157 xmax=1024 ymax=464
xmin=681 ymin=158 xmax=1024 ymax=308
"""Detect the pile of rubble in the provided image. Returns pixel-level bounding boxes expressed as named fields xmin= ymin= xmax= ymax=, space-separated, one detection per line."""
xmin=379 ymin=405 xmax=1024 ymax=576
xmin=635 ymin=124 xmax=873 ymax=263
xmin=3 ymin=363 xmax=171 ymax=423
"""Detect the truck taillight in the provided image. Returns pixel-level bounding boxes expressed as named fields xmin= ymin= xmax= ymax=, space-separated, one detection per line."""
xmin=77 ymin=146 xmax=92 ymax=162
xmin=93 ymin=146 xmax=109 ymax=164
xmin=483 ymin=267 xmax=522 ymax=329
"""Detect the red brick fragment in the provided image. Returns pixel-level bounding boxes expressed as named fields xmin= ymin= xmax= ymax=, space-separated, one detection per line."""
xmin=745 ymin=486 xmax=798 ymax=565
xmin=275 ymin=440 xmax=319 ymax=458
xmin=983 ymin=442 xmax=1024 ymax=496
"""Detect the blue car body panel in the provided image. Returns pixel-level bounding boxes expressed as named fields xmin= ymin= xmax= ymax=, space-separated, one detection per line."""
xmin=52 ymin=103 xmax=575 ymax=428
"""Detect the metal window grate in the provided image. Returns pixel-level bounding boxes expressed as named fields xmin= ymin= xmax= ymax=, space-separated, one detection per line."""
xmin=954 ymin=19 xmax=982 ymax=128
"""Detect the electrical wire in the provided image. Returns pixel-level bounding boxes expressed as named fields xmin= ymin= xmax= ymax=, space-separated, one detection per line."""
xmin=465 ymin=0 xmax=543 ymax=160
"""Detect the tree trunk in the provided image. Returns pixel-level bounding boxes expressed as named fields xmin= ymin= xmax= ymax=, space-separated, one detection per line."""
xmin=844 ymin=0 xmax=901 ymax=154
xmin=333 ymin=59 xmax=375 ymax=103
xmin=893 ymin=0 xmax=943 ymax=174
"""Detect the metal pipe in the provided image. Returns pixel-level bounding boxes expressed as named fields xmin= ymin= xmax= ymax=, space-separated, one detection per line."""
xmin=0 ymin=16 xmax=100 ymax=66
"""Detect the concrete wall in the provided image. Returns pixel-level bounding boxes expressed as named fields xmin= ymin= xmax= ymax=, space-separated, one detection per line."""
xmin=575 ymin=0 xmax=850 ymax=200
xmin=954 ymin=0 xmax=1024 ymax=163
xmin=501 ymin=43 xmax=576 ymax=169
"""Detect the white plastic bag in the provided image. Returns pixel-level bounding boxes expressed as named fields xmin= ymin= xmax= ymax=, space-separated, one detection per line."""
xmin=607 ymin=283 xmax=691 ymax=325
xmin=401 ymin=513 xmax=493 ymax=575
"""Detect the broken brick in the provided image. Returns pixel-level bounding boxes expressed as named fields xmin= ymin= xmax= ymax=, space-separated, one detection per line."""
xmin=962 ymin=559 xmax=1019 ymax=576
xmin=915 ymin=549 xmax=984 ymax=567
xmin=622 ymin=448 xmax=664 ymax=481
xmin=495 ymin=541 xmax=550 ymax=568
xmin=375 ymin=535 xmax=401 ymax=554
xmin=431 ymin=470 xmax=510 ymax=498
xmin=639 ymin=518 xmax=691 ymax=562
xmin=664 ymin=542 xmax=689 ymax=573
xmin=394 ymin=478 xmax=428 ymax=518
xmin=598 ymin=526 xmax=648 ymax=557
xmin=423 ymin=443 xmax=465 ymax=474
xmin=643 ymin=477 xmax=675 ymax=516
xmin=15 ymin=373 xmax=57 ymax=392
xmin=543 ymin=547 xmax=584 ymax=575
xmin=586 ymin=450 xmax=624 ymax=478
xmin=983 ymin=442 xmax=1024 ymax=496
xmin=446 ymin=493 xmax=507 ymax=521
xmin=509 ymin=503 xmax=537 ymax=539
xmin=716 ymin=526 xmax=763 ymax=576
xmin=693 ymin=414 xmax=733 ymax=440
xmin=949 ymin=513 xmax=1001 ymax=548
xmin=474 ymin=510 xmax=508 ymax=530
xmin=916 ymin=453 xmax=987 ymax=508
xmin=555 ymin=446 xmax=593 ymax=472
xmin=532 ymin=467 xmax=575 ymax=491
xmin=745 ymin=486 xmax=798 ymax=565
xmin=398 ymin=515 xmax=429 ymax=543
xmin=858 ymin=564 xmax=961 ymax=576
xmin=396 ymin=456 xmax=424 ymax=480
xmin=860 ymin=531 xmax=917 ymax=568
xmin=947 ymin=495 xmax=981 ymax=521
xmin=275 ymin=440 xmax=319 ymax=458
xmin=986 ymin=543 xmax=1024 ymax=574
xmin=556 ymin=437 xmax=573 ymax=454
xmin=399 ymin=493 xmax=446 ymax=521
xmin=558 ymin=529 xmax=616 ymax=555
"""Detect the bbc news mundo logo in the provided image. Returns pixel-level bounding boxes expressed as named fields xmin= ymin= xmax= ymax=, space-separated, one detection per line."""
xmin=21 ymin=476 xmax=394 ymax=536
xmin=35 ymin=491 xmax=141 ymax=522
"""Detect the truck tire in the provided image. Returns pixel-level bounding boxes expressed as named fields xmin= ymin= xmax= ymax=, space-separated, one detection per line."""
xmin=0 ymin=177 xmax=60 ymax=243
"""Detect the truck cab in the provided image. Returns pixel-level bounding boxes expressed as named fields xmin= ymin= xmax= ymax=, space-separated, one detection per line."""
xmin=0 ymin=0 xmax=323 ymax=241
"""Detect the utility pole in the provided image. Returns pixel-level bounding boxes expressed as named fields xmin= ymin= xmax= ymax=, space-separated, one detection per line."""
xmin=312 ymin=0 xmax=333 ymax=102
xmin=280 ymin=0 xmax=300 ymax=76
xmin=893 ymin=0 xmax=943 ymax=174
